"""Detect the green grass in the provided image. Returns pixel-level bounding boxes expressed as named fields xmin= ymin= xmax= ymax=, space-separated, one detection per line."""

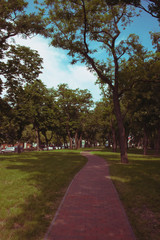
xmin=1 ymin=148 xmax=160 ymax=240
xmin=93 ymin=150 xmax=160 ymax=240
xmin=0 ymin=150 xmax=87 ymax=240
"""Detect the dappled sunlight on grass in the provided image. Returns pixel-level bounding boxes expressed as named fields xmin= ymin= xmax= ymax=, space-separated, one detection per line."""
xmin=94 ymin=149 xmax=160 ymax=240
xmin=105 ymin=175 xmax=130 ymax=183
xmin=0 ymin=150 xmax=87 ymax=240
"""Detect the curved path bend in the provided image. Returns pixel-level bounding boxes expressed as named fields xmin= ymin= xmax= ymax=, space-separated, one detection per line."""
xmin=44 ymin=152 xmax=136 ymax=240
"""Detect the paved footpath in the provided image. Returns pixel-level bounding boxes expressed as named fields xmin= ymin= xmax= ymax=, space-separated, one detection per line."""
xmin=44 ymin=152 xmax=136 ymax=240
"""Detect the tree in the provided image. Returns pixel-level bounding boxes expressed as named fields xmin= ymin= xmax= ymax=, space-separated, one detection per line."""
xmin=0 ymin=0 xmax=47 ymax=58
xmin=0 ymin=98 xmax=12 ymax=143
xmin=98 ymin=93 xmax=118 ymax=151
xmin=150 ymin=32 xmax=160 ymax=52
xmin=0 ymin=45 xmax=43 ymax=149
xmin=56 ymin=84 xmax=93 ymax=149
xmin=0 ymin=0 xmax=47 ymax=93
xmin=24 ymin=80 xmax=57 ymax=150
xmin=37 ymin=88 xmax=58 ymax=148
xmin=37 ymin=0 xmax=138 ymax=162
xmin=0 ymin=44 xmax=43 ymax=101
xmin=106 ymin=0 xmax=160 ymax=21
xmin=21 ymin=124 xmax=37 ymax=144
xmin=120 ymin=47 xmax=160 ymax=154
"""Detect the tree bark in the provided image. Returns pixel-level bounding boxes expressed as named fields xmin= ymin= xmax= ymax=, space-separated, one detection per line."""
xmin=113 ymin=91 xmax=128 ymax=163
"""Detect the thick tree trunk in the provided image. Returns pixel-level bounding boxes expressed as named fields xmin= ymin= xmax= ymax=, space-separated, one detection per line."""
xmin=113 ymin=92 xmax=128 ymax=163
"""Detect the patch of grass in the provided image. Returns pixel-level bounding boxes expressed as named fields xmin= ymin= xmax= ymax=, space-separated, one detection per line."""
xmin=93 ymin=150 xmax=160 ymax=240
xmin=0 ymin=150 xmax=87 ymax=240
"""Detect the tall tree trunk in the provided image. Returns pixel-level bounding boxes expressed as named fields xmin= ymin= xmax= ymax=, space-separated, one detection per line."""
xmin=143 ymin=128 xmax=148 ymax=155
xmin=113 ymin=92 xmax=128 ymax=163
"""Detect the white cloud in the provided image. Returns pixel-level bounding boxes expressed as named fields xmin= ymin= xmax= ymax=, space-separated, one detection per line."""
xmin=13 ymin=35 xmax=101 ymax=101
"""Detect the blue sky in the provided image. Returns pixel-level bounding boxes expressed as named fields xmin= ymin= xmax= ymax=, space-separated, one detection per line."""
xmin=16 ymin=1 xmax=159 ymax=102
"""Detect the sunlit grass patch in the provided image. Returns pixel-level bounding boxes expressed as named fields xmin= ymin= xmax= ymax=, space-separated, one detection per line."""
xmin=0 ymin=150 xmax=87 ymax=240
xmin=93 ymin=150 xmax=160 ymax=240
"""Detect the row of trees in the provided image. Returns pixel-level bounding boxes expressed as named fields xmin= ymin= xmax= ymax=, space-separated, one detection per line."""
xmin=0 ymin=79 xmax=93 ymax=150
xmin=1 ymin=50 xmax=159 ymax=154
xmin=0 ymin=53 xmax=160 ymax=154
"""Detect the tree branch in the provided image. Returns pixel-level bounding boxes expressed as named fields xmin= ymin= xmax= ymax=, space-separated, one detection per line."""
xmin=81 ymin=0 xmax=89 ymax=53
xmin=83 ymin=52 xmax=114 ymax=90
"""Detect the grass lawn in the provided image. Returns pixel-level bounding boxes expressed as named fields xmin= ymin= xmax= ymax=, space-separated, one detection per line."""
xmin=93 ymin=149 xmax=160 ymax=240
xmin=0 ymin=150 xmax=87 ymax=240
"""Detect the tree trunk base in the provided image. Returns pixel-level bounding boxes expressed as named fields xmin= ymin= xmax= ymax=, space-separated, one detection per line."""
xmin=121 ymin=154 xmax=128 ymax=164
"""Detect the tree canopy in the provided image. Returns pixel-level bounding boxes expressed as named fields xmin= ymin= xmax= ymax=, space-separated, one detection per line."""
xmin=37 ymin=0 xmax=140 ymax=163
xmin=0 ymin=0 xmax=47 ymax=58
xmin=106 ymin=0 xmax=160 ymax=21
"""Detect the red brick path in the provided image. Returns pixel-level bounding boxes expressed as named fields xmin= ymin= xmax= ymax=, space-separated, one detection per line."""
xmin=44 ymin=152 xmax=136 ymax=240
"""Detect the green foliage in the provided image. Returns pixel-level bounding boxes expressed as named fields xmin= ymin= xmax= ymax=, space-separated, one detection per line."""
xmin=0 ymin=98 xmax=12 ymax=143
xmin=0 ymin=45 xmax=43 ymax=144
xmin=0 ymin=0 xmax=47 ymax=58
xmin=119 ymin=49 xmax=160 ymax=150
xmin=23 ymin=80 xmax=58 ymax=147
xmin=0 ymin=0 xmax=46 ymax=95
xmin=106 ymin=0 xmax=160 ymax=21
xmin=21 ymin=124 xmax=37 ymax=143
xmin=55 ymin=84 xmax=93 ymax=146
xmin=1 ymin=45 xmax=43 ymax=101
xmin=150 ymin=32 xmax=160 ymax=52
xmin=84 ymin=99 xmax=117 ymax=147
